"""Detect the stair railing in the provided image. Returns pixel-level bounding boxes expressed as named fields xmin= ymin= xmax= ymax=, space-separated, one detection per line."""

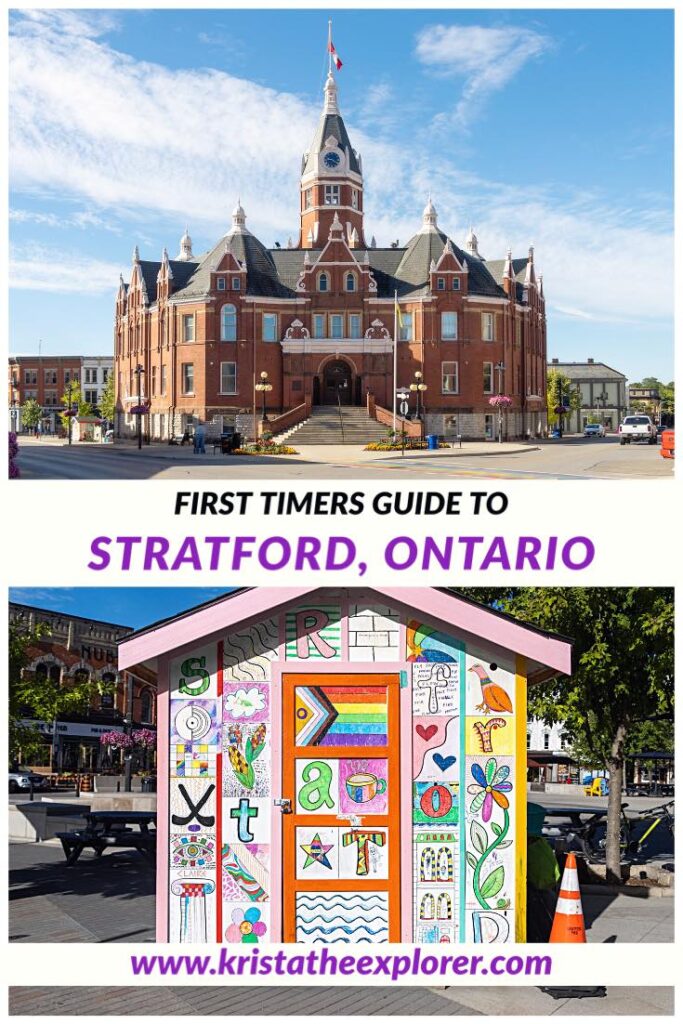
xmin=336 ymin=387 xmax=345 ymax=443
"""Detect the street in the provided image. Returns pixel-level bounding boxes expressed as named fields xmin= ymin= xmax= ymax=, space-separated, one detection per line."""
xmin=13 ymin=434 xmax=674 ymax=481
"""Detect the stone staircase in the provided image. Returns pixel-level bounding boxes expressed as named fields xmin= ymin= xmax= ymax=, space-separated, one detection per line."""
xmin=275 ymin=406 xmax=390 ymax=445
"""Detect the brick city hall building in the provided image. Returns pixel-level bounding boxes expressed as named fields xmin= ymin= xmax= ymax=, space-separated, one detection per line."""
xmin=114 ymin=70 xmax=547 ymax=441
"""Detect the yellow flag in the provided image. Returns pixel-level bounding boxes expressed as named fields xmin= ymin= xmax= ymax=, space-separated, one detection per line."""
xmin=395 ymin=299 xmax=404 ymax=329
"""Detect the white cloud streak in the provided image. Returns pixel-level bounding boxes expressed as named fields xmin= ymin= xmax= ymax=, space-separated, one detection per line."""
xmin=8 ymin=13 xmax=672 ymax=328
xmin=415 ymin=24 xmax=551 ymax=128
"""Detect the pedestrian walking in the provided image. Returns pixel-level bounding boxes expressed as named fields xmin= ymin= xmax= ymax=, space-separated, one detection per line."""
xmin=195 ymin=421 xmax=206 ymax=454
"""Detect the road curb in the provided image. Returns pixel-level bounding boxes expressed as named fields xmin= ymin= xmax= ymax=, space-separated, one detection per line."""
xmin=581 ymin=882 xmax=674 ymax=898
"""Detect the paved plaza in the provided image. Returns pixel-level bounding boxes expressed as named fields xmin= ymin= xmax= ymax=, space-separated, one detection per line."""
xmin=13 ymin=434 xmax=673 ymax=480
xmin=9 ymin=838 xmax=674 ymax=1016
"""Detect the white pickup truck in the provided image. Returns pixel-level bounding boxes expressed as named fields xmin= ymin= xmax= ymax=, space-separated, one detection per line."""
xmin=619 ymin=415 xmax=657 ymax=445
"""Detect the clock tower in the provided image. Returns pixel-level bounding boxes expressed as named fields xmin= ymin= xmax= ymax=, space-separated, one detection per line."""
xmin=299 ymin=71 xmax=365 ymax=249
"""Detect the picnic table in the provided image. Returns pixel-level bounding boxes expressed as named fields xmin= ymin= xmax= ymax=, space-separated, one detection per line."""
xmin=541 ymin=806 xmax=608 ymax=830
xmin=56 ymin=810 xmax=157 ymax=867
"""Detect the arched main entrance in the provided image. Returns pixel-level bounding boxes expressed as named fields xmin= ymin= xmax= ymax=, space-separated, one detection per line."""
xmin=322 ymin=359 xmax=353 ymax=405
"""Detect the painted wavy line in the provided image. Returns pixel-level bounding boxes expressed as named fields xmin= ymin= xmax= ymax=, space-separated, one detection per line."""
xmin=295 ymin=924 xmax=388 ymax=937
xmin=296 ymin=901 xmax=387 ymax=909
xmin=296 ymin=895 xmax=386 ymax=905
xmin=294 ymin=917 xmax=389 ymax=933
xmin=304 ymin=937 xmax=378 ymax=944
xmin=223 ymin=620 xmax=278 ymax=680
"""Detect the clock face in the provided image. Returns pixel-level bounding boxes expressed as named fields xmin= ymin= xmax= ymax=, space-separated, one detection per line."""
xmin=323 ymin=151 xmax=341 ymax=169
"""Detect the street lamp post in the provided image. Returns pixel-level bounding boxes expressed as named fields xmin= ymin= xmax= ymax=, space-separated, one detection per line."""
xmin=123 ymin=671 xmax=134 ymax=793
xmin=409 ymin=370 xmax=428 ymax=442
xmin=133 ymin=364 xmax=145 ymax=450
xmin=494 ymin=361 xmax=506 ymax=443
xmin=254 ymin=371 xmax=273 ymax=426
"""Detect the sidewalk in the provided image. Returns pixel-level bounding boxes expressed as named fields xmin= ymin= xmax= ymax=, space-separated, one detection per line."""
xmin=18 ymin=435 xmax=538 ymax=463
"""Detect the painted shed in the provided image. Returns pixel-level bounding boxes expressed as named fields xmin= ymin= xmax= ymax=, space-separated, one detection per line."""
xmin=118 ymin=587 xmax=572 ymax=945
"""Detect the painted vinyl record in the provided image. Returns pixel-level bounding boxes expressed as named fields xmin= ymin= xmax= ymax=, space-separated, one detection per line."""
xmin=175 ymin=703 xmax=213 ymax=741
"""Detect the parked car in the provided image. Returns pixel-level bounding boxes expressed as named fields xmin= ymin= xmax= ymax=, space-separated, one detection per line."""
xmin=583 ymin=423 xmax=605 ymax=437
xmin=9 ymin=769 xmax=48 ymax=793
xmin=618 ymin=415 xmax=657 ymax=445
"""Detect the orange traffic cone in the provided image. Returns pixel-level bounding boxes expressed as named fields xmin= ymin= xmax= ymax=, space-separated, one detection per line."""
xmin=549 ymin=852 xmax=586 ymax=943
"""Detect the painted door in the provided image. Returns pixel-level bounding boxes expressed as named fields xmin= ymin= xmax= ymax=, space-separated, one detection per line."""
xmin=282 ymin=673 xmax=401 ymax=943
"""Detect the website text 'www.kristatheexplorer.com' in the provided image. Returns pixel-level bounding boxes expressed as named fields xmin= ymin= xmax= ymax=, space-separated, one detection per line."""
xmin=131 ymin=947 xmax=553 ymax=981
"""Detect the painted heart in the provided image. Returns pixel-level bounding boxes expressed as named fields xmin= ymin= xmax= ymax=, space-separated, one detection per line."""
xmin=433 ymin=753 xmax=457 ymax=772
xmin=416 ymin=724 xmax=438 ymax=741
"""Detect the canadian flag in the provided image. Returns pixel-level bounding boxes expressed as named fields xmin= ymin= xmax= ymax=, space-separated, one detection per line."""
xmin=328 ymin=41 xmax=343 ymax=70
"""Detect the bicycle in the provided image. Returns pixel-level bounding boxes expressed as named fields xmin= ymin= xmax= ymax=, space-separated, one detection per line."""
xmin=624 ymin=800 xmax=674 ymax=862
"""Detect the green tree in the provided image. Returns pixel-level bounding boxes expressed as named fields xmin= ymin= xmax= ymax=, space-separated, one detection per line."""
xmin=547 ymin=370 xmax=581 ymax=428
xmin=99 ymin=373 xmax=116 ymax=424
xmin=9 ymin=621 xmax=116 ymax=767
xmin=21 ymin=398 xmax=43 ymax=431
xmin=454 ymin=587 xmax=674 ymax=883
xmin=59 ymin=382 xmax=93 ymax=432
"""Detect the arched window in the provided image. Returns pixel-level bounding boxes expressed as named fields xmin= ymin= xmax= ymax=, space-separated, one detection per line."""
xmin=437 ymin=892 xmax=452 ymax=920
xmin=420 ymin=894 xmax=435 ymax=921
xmin=345 ymin=273 xmax=356 ymax=292
xmin=101 ymin=671 xmax=116 ymax=710
xmin=318 ymin=273 xmax=329 ymax=292
xmin=140 ymin=689 xmax=154 ymax=724
xmin=220 ymin=304 xmax=237 ymax=342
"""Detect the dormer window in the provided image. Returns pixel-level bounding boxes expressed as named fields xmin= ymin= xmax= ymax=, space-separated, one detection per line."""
xmin=437 ymin=277 xmax=445 ymax=291
xmin=345 ymin=273 xmax=356 ymax=292
xmin=318 ymin=272 xmax=329 ymax=292
xmin=232 ymin=277 xmax=241 ymax=290
xmin=217 ymin=277 xmax=226 ymax=291
xmin=324 ymin=185 xmax=340 ymax=206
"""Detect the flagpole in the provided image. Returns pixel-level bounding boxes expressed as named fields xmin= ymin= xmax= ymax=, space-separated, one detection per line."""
xmin=393 ymin=289 xmax=398 ymax=435
xmin=328 ymin=19 xmax=332 ymax=74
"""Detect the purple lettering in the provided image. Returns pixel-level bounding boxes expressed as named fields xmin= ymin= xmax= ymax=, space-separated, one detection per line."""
xmin=562 ymin=537 xmax=595 ymax=570
xmin=143 ymin=536 xmax=169 ymax=570
xmin=88 ymin=536 xmax=111 ymax=570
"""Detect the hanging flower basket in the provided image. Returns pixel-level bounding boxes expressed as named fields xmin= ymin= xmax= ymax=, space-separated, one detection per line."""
xmin=488 ymin=395 xmax=512 ymax=408
xmin=554 ymin=404 xmax=568 ymax=415
xmin=62 ymin=409 xmax=77 ymax=418
xmin=99 ymin=730 xmax=133 ymax=749
xmin=130 ymin=402 xmax=150 ymax=415
xmin=132 ymin=728 xmax=157 ymax=749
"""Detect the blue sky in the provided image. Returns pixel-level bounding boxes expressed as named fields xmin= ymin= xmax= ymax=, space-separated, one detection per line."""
xmin=9 ymin=587 xmax=232 ymax=630
xmin=9 ymin=8 xmax=673 ymax=381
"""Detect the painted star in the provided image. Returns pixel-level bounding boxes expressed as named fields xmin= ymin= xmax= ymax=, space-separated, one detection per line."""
xmin=300 ymin=832 xmax=334 ymax=870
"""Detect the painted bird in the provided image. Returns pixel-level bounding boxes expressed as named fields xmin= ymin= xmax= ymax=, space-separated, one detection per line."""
xmin=469 ymin=664 xmax=513 ymax=715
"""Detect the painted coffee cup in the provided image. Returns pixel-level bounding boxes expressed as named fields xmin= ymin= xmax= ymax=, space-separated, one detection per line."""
xmin=345 ymin=772 xmax=386 ymax=804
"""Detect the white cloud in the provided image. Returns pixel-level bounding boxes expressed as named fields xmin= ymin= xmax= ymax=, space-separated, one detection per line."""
xmin=10 ymin=244 xmax=121 ymax=294
xmin=8 ymin=12 xmax=672 ymax=332
xmin=415 ymin=24 xmax=550 ymax=128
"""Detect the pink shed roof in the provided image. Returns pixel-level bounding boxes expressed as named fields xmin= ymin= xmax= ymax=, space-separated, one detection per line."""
xmin=118 ymin=586 xmax=572 ymax=682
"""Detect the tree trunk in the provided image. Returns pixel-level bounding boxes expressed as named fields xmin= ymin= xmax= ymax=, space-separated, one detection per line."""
xmin=605 ymin=722 xmax=628 ymax=884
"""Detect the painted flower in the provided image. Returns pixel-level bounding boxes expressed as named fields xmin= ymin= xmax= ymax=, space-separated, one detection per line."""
xmin=468 ymin=758 xmax=512 ymax=822
xmin=226 ymin=906 xmax=267 ymax=943
xmin=225 ymin=687 xmax=266 ymax=719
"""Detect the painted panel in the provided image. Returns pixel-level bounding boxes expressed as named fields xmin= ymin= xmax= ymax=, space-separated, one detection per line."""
xmin=407 ymin=620 xmax=460 ymax=663
xmin=348 ymin=603 xmax=400 ymax=661
xmin=413 ymin=829 xmax=458 ymax=943
xmin=170 ymin=778 xmax=217 ymax=834
xmin=223 ymin=618 xmax=279 ymax=681
xmin=223 ymin=722 xmax=270 ymax=797
xmin=413 ymin=782 xmax=459 ymax=826
xmin=295 ymin=758 xmax=339 ymax=814
xmin=285 ymin=604 xmax=342 ymax=660
xmin=222 ymin=842 xmax=270 ymax=902
xmin=295 ymin=684 xmax=388 ymax=747
xmin=412 ymin=663 xmax=459 ymax=715
xmin=170 ymin=875 xmax=216 ymax=943
xmin=464 ymin=656 xmax=515 ymax=720
xmin=225 ymin=903 xmax=270 ymax=943
xmin=223 ymin=795 xmax=271 ymax=845
xmin=413 ymin=716 xmax=459 ymax=782
xmin=224 ymin=682 xmax=270 ymax=723
xmin=338 ymin=757 xmax=388 ymax=813
xmin=170 ymin=645 xmax=218 ymax=699
xmin=464 ymin=755 xmax=516 ymax=927
xmin=295 ymin=891 xmax=389 ymax=943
